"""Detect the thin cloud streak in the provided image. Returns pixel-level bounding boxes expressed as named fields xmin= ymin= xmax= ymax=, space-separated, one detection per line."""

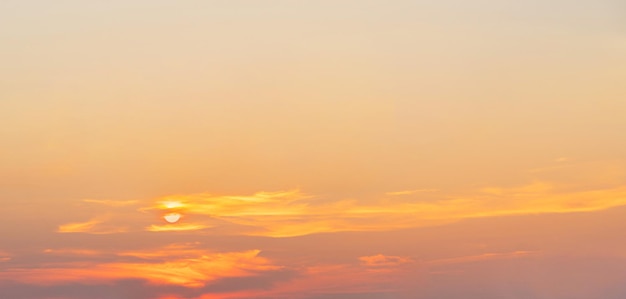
xmin=57 ymin=218 xmax=103 ymax=233
xmin=57 ymin=217 xmax=129 ymax=234
xmin=43 ymin=248 xmax=103 ymax=257
xmin=359 ymin=254 xmax=414 ymax=267
xmin=147 ymin=223 xmax=211 ymax=232
xmin=142 ymin=183 xmax=626 ymax=237
xmin=386 ymin=189 xmax=439 ymax=196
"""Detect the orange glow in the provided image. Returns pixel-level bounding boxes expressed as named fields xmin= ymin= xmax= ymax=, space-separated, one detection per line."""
xmin=159 ymin=200 xmax=185 ymax=210
xmin=0 ymin=246 xmax=280 ymax=288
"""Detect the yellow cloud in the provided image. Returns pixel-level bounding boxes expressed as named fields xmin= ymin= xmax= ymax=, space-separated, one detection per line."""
xmin=57 ymin=218 xmax=102 ymax=233
xmin=69 ymin=178 xmax=626 ymax=238
xmin=143 ymin=183 xmax=626 ymax=237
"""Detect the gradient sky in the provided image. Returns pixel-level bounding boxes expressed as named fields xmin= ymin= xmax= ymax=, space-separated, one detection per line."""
xmin=1 ymin=1 xmax=626 ymax=298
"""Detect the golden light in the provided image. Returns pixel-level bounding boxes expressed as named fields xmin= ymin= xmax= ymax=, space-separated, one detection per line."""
xmin=164 ymin=213 xmax=181 ymax=224
xmin=162 ymin=201 xmax=184 ymax=209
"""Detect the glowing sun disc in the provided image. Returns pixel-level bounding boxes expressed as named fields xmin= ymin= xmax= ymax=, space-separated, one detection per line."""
xmin=164 ymin=213 xmax=181 ymax=223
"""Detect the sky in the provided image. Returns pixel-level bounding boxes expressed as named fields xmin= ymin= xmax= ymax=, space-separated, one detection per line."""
xmin=1 ymin=1 xmax=625 ymax=298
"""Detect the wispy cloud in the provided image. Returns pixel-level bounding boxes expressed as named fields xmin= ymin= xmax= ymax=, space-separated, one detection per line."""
xmin=61 ymin=178 xmax=626 ymax=238
xmin=57 ymin=218 xmax=128 ymax=234
xmin=147 ymin=223 xmax=210 ymax=232
xmin=43 ymin=248 xmax=103 ymax=256
xmin=57 ymin=218 xmax=102 ymax=233
xmin=386 ymin=189 xmax=439 ymax=196
xmin=142 ymin=183 xmax=626 ymax=237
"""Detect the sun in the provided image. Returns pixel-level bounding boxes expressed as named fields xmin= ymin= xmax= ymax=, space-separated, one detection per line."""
xmin=164 ymin=213 xmax=181 ymax=224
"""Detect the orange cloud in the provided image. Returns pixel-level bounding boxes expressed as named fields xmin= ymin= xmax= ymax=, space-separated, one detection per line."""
xmin=1 ymin=245 xmax=280 ymax=288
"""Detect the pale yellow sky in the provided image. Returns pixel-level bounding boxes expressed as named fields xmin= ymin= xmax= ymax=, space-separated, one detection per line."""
xmin=1 ymin=0 xmax=625 ymax=229
xmin=1 ymin=1 xmax=626 ymax=298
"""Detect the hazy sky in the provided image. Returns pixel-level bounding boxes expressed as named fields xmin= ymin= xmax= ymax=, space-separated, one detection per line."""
xmin=1 ymin=1 xmax=626 ymax=298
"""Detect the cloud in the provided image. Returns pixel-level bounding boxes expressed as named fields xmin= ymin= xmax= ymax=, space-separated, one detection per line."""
xmin=43 ymin=248 xmax=103 ymax=256
xmin=141 ymin=183 xmax=626 ymax=237
xmin=147 ymin=223 xmax=211 ymax=232
xmin=232 ymin=261 xmax=415 ymax=298
xmin=57 ymin=218 xmax=128 ymax=234
xmin=117 ymin=243 xmax=205 ymax=260
xmin=427 ymin=251 xmax=539 ymax=266
xmin=60 ymin=178 xmax=626 ymax=238
xmin=4 ymin=252 xmax=626 ymax=299
xmin=0 ymin=244 xmax=281 ymax=288
xmin=57 ymin=218 xmax=102 ymax=233
xmin=359 ymin=254 xmax=413 ymax=267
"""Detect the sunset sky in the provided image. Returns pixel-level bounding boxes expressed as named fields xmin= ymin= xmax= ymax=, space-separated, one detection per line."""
xmin=1 ymin=1 xmax=626 ymax=298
